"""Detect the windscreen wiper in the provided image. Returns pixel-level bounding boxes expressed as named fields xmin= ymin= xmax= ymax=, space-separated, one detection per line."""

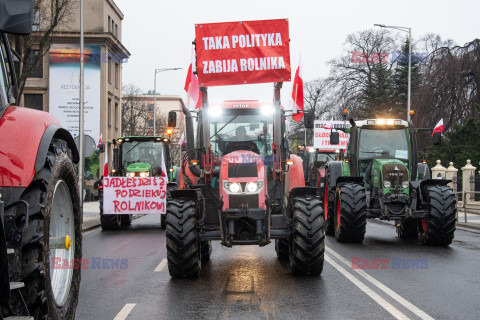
xmin=210 ymin=111 xmax=239 ymax=139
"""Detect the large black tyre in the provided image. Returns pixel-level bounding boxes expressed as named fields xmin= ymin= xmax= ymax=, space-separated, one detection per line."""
xmin=323 ymin=181 xmax=335 ymax=236
xmin=288 ymin=196 xmax=325 ymax=276
xmin=419 ymin=185 xmax=456 ymax=246
xmin=99 ymin=191 xmax=121 ymax=230
xmin=334 ymin=183 xmax=367 ymax=243
xmin=274 ymin=239 xmax=289 ymax=260
xmin=396 ymin=219 xmax=418 ymax=239
xmin=160 ymin=214 xmax=166 ymax=230
xmin=200 ymin=240 xmax=212 ymax=263
xmin=120 ymin=214 xmax=133 ymax=226
xmin=166 ymin=199 xmax=201 ymax=278
xmin=19 ymin=139 xmax=81 ymax=319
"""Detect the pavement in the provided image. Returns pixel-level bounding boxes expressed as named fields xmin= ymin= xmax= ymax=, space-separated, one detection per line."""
xmin=76 ymin=214 xmax=480 ymax=320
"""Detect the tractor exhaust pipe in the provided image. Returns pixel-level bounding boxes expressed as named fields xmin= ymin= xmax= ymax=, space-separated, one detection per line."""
xmin=180 ymin=102 xmax=202 ymax=177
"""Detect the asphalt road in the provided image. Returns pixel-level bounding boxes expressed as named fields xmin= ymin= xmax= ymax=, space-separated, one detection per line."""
xmin=76 ymin=214 xmax=480 ymax=320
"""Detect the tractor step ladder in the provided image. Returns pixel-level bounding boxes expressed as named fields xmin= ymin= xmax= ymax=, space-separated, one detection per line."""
xmin=9 ymin=282 xmax=25 ymax=290
xmin=5 ymin=317 xmax=34 ymax=320
xmin=7 ymin=248 xmax=14 ymax=254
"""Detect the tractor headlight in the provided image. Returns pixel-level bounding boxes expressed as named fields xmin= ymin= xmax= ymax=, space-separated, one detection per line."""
xmin=126 ymin=172 xmax=135 ymax=177
xmin=139 ymin=171 xmax=150 ymax=177
xmin=383 ymin=180 xmax=391 ymax=188
xmin=223 ymin=181 xmax=241 ymax=194
xmin=246 ymin=182 xmax=258 ymax=193
xmin=402 ymin=181 xmax=409 ymax=189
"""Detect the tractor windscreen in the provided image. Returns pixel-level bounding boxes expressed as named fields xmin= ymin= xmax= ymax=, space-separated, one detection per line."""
xmin=209 ymin=109 xmax=273 ymax=159
xmin=358 ymin=128 xmax=409 ymax=160
xmin=0 ymin=38 xmax=9 ymax=113
xmin=121 ymin=140 xmax=166 ymax=175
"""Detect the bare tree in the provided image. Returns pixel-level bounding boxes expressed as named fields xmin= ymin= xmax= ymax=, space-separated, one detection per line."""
xmin=11 ymin=0 xmax=75 ymax=104
xmin=122 ymin=84 xmax=148 ymax=136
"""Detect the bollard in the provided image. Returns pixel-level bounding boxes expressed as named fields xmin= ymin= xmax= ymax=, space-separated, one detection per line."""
xmin=461 ymin=160 xmax=476 ymax=204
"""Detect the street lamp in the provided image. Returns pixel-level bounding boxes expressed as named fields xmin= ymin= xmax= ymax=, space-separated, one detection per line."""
xmin=153 ymin=67 xmax=182 ymax=135
xmin=374 ymin=24 xmax=412 ymax=122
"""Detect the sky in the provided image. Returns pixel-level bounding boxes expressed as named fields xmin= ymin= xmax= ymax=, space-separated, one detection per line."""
xmin=114 ymin=0 xmax=479 ymax=106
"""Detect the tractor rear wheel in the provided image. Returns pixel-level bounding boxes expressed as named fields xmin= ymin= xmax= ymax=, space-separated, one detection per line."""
xmin=166 ymin=199 xmax=201 ymax=278
xmin=334 ymin=183 xmax=367 ymax=243
xmin=396 ymin=219 xmax=418 ymax=239
xmin=274 ymin=239 xmax=289 ymax=260
xmin=288 ymin=196 xmax=325 ymax=276
xmin=323 ymin=182 xmax=335 ymax=236
xmin=18 ymin=139 xmax=81 ymax=319
xmin=419 ymin=185 xmax=456 ymax=246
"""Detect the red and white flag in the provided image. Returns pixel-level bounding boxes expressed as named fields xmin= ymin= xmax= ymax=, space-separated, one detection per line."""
xmin=321 ymin=117 xmax=334 ymax=130
xmin=103 ymin=147 xmax=109 ymax=177
xmin=178 ymin=132 xmax=185 ymax=147
xmin=292 ymin=55 xmax=304 ymax=123
xmin=184 ymin=46 xmax=201 ymax=110
xmin=97 ymin=133 xmax=102 ymax=148
xmin=432 ymin=118 xmax=444 ymax=135
xmin=161 ymin=156 xmax=168 ymax=181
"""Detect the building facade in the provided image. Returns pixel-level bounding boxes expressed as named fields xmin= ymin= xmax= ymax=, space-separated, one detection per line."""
xmin=22 ymin=0 xmax=130 ymax=170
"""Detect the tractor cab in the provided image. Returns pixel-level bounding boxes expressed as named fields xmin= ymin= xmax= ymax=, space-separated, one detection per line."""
xmin=112 ymin=136 xmax=173 ymax=179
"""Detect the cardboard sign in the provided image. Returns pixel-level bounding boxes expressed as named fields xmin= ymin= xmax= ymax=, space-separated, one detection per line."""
xmin=195 ymin=19 xmax=291 ymax=87
xmin=314 ymin=120 xmax=351 ymax=150
xmin=103 ymin=177 xmax=167 ymax=214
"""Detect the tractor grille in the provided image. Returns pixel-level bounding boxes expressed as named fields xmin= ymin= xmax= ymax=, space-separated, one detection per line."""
xmin=382 ymin=163 xmax=408 ymax=188
xmin=228 ymin=163 xmax=257 ymax=178
xmin=229 ymin=195 xmax=259 ymax=209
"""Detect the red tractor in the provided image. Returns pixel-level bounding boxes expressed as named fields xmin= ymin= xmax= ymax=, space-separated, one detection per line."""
xmin=0 ymin=1 xmax=81 ymax=319
xmin=302 ymin=147 xmax=340 ymax=190
xmin=165 ymin=85 xmax=325 ymax=278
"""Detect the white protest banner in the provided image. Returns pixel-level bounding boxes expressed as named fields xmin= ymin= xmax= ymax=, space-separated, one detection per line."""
xmin=103 ymin=177 xmax=167 ymax=214
xmin=314 ymin=120 xmax=351 ymax=150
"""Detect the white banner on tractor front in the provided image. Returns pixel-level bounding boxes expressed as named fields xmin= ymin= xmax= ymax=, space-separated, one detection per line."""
xmin=103 ymin=177 xmax=167 ymax=214
xmin=313 ymin=120 xmax=350 ymax=150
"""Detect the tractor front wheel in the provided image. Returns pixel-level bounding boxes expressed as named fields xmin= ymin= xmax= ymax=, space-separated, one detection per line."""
xmin=275 ymin=239 xmax=289 ymax=260
xmin=419 ymin=185 xmax=456 ymax=246
xmin=323 ymin=182 xmax=335 ymax=236
xmin=288 ymin=196 xmax=325 ymax=276
xmin=334 ymin=183 xmax=367 ymax=243
xmin=166 ymin=199 xmax=201 ymax=278
xmin=99 ymin=190 xmax=121 ymax=230
xmin=160 ymin=214 xmax=166 ymax=230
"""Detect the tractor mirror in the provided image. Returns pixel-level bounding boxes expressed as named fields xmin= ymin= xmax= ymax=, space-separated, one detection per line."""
xmin=113 ymin=148 xmax=121 ymax=172
xmin=330 ymin=131 xmax=340 ymax=145
xmin=304 ymin=111 xmax=314 ymax=129
xmin=432 ymin=132 xmax=442 ymax=145
xmin=168 ymin=111 xmax=177 ymax=128
xmin=98 ymin=143 xmax=105 ymax=153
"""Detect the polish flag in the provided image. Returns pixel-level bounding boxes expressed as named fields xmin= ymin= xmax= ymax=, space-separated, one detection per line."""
xmin=178 ymin=132 xmax=185 ymax=147
xmin=292 ymin=56 xmax=304 ymax=123
xmin=184 ymin=46 xmax=201 ymax=110
xmin=321 ymin=117 xmax=334 ymax=130
xmin=103 ymin=147 xmax=109 ymax=177
xmin=97 ymin=133 xmax=102 ymax=148
xmin=432 ymin=118 xmax=444 ymax=135
xmin=161 ymin=156 xmax=168 ymax=181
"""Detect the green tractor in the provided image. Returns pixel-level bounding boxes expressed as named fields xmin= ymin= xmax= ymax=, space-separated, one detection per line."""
xmin=98 ymin=136 xmax=177 ymax=230
xmin=324 ymin=118 xmax=456 ymax=245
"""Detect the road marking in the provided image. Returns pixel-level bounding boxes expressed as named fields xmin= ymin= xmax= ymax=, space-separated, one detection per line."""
xmin=325 ymin=255 xmax=409 ymax=320
xmin=326 ymin=247 xmax=434 ymax=320
xmin=154 ymin=258 xmax=167 ymax=272
xmin=113 ymin=303 xmax=136 ymax=320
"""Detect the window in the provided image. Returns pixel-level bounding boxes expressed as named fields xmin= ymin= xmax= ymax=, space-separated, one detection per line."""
xmin=108 ymin=16 xmax=111 ymax=33
xmin=0 ymin=40 xmax=11 ymax=111
xmin=115 ymin=62 xmax=119 ymax=88
xmin=24 ymin=94 xmax=43 ymax=110
xmin=115 ymin=102 xmax=119 ymax=129
xmin=115 ymin=24 xmax=118 ymax=38
xmin=112 ymin=20 xmax=115 ymax=35
xmin=26 ymin=50 xmax=43 ymax=78
xmin=108 ymin=56 xmax=112 ymax=83
xmin=32 ymin=9 xmax=40 ymax=31
xmin=108 ymin=98 xmax=112 ymax=127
